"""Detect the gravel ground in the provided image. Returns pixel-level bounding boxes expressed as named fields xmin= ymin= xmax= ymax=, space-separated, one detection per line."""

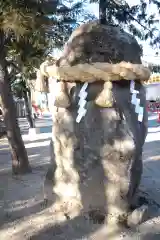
xmin=0 ymin=117 xmax=160 ymax=239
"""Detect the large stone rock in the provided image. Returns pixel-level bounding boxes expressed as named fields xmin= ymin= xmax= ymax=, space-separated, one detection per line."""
xmin=43 ymin=21 xmax=148 ymax=226
xmin=44 ymin=82 xmax=147 ymax=223
xmin=57 ymin=21 xmax=142 ymax=66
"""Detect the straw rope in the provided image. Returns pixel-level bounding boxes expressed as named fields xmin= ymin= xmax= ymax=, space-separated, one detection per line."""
xmin=39 ymin=61 xmax=151 ymax=83
xmin=35 ymin=60 xmax=153 ymax=109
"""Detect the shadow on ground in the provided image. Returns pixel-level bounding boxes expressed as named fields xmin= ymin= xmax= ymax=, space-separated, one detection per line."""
xmin=0 ymin=138 xmax=160 ymax=239
xmin=0 ymin=140 xmax=51 ymax=230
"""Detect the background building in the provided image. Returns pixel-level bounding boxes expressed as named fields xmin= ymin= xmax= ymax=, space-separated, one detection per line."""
xmin=142 ymin=55 xmax=160 ymax=101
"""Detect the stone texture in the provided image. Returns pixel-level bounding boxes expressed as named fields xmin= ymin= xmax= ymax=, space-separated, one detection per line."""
xmin=44 ymin=79 xmax=148 ymax=224
xmin=127 ymin=205 xmax=149 ymax=228
xmin=43 ymin=21 xmax=148 ymax=226
xmin=58 ymin=21 xmax=142 ymax=67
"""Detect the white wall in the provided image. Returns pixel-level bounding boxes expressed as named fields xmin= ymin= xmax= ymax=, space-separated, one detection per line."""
xmin=145 ymin=83 xmax=160 ymax=100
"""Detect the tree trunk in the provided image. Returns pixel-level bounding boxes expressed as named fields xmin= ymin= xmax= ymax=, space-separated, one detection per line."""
xmin=0 ymin=32 xmax=31 ymax=174
xmin=99 ymin=0 xmax=107 ymax=24
xmin=24 ymin=90 xmax=35 ymax=128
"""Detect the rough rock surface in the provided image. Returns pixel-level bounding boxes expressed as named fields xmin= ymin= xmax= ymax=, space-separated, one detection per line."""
xmin=44 ymin=81 xmax=147 ymax=225
xmin=44 ymin=21 xmax=148 ymax=226
xmin=57 ymin=21 xmax=142 ymax=66
xmin=127 ymin=204 xmax=149 ymax=228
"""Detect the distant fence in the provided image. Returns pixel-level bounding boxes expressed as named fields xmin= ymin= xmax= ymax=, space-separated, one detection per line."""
xmin=15 ymin=99 xmax=26 ymax=118
xmin=147 ymin=100 xmax=160 ymax=123
xmin=147 ymin=101 xmax=160 ymax=113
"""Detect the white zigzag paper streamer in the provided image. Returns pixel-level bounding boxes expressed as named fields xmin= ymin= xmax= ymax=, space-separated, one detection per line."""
xmin=130 ymin=80 xmax=144 ymax=122
xmin=135 ymin=98 xmax=140 ymax=114
xmin=76 ymin=82 xmax=88 ymax=123
xmin=130 ymin=80 xmax=135 ymax=93
xmin=138 ymin=106 xmax=144 ymax=122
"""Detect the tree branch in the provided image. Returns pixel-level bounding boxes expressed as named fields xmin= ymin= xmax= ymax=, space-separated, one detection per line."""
xmin=112 ymin=0 xmax=159 ymax=47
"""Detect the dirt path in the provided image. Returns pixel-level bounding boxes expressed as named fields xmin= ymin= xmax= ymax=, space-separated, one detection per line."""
xmin=0 ymin=134 xmax=160 ymax=240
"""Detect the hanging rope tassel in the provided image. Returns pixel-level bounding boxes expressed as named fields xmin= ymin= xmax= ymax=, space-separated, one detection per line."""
xmin=48 ymin=77 xmax=58 ymax=106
